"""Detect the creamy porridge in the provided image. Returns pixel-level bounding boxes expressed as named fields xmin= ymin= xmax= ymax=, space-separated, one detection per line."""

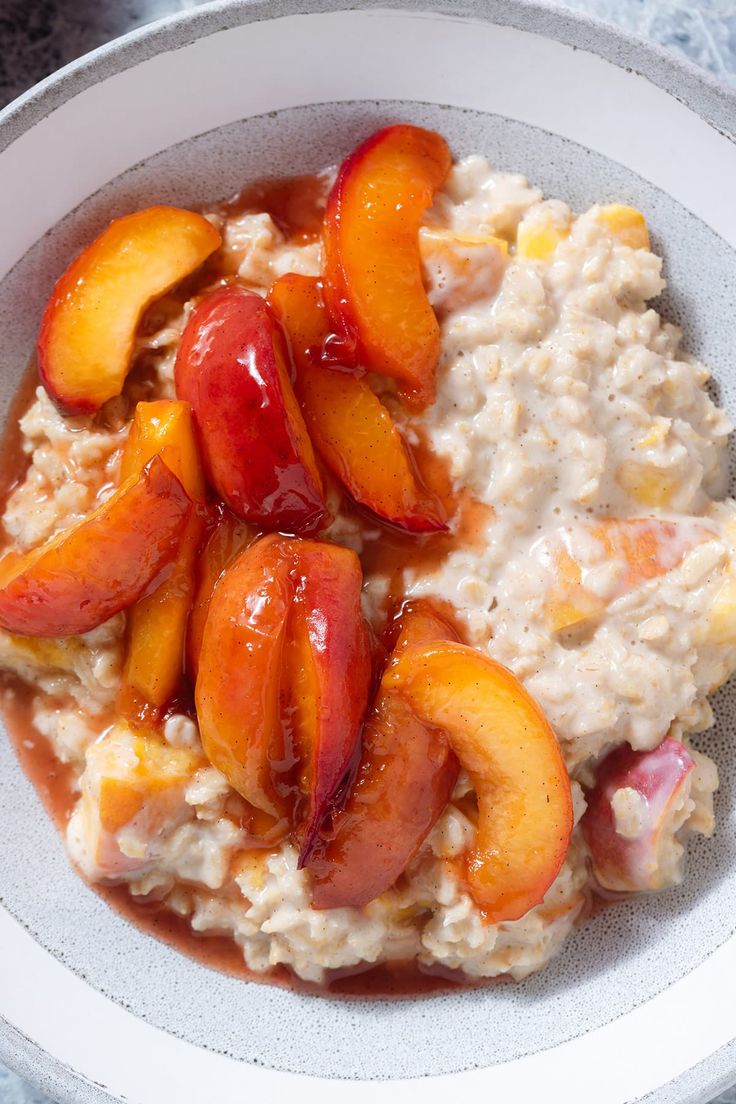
xmin=1 ymin=124 xmax=734 ymax=991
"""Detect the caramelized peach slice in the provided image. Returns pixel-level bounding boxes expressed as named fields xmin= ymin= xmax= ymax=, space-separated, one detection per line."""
xmin=195 ymin=534 xmax=292 ymax=819
xmin=0 ymin=456 xmax=191 ymax=637
xmin=186 ymin=508 xmax=255 ymax=679
xmin=541 ymin=518 xmax=714 ymax=633
xmin=175 ymin=285 xmax=327 ymax=533
xmin=309 ymin=601 xmax=459 ymax=909
xmin=283 ymin=540 xmax=372 ymax=864
xmin=323 ymin=124 xmax=452 ymax=409
xmin=118 ymin=401 xmax=208 ymax=716
xmin=581 ymin=737 xmax=695 ymax=892
xmin=38 ymin=207 xmax=221 ymax=414
xmin=388 ymin=642 xmax=573 ymax=923
xmin=75 ymin=722 xmax=202 ymax=879
xmin=195 ymin=534 xmax=372 ymax=846
xmin=268 ymin=273 xmax=446 ymax=532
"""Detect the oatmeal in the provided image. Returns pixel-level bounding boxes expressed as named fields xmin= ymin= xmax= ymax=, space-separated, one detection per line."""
xmin=0 ymin=125 xmax=733 ymax=990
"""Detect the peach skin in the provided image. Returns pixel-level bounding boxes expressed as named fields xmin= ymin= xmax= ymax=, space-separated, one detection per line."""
xmin=175 ymin=285 xmax=327 ymax=534
xmin=186 ymin=507 xmax=256 ymax=680
xmin=38 ymin=206 xmax=221 ymax=414
xmin=283 ymin=539 xmax=372 ymax=866
xmin=387 ymin=642 xmax=573 ymax=923
xmin=581 ymin=737 xmax=695 ymax=893
xmin=195 ymin=534 xmax=293 ymax=820
xmin=117 ymin=401 xmax=208 ymax=717
xmin=309 ymin=601 xmax=459 ymax=909
xmin=0 ymin=456 xmax=191 ymax=637
xmin=268 ymin=273 xmax=446 ymax=533
xmin=323 ymin=124 xmax=452 ymax=409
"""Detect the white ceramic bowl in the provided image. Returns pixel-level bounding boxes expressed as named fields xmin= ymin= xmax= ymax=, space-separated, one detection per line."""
xmin=2 ymin=3 xmax=736 ymax=1102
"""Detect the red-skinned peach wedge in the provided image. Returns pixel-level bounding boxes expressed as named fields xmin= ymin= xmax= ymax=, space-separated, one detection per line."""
xmin=175 ymin=285 xmax=327 ymax=534
xmin=38 ymin=207 xmax=221 ymax=414
xmin=268 ymin=273 xmax=446 ymax=532
xmin=309 ymin=601 xmax=459 ymax=909
xmin=581 ymin=737 xmax=695 ymax=893
xmin=323 ymin=124 xmax=452 ymax=409
xmin=387 ymin=642 xmax=573 ymax=923
xmin=282 ymin=539 xmax=372 ymax=865
xmin=0 ymin=456 xmax=191 ymax=637
xmin=195 ymin=534 xmax=293 ymax=819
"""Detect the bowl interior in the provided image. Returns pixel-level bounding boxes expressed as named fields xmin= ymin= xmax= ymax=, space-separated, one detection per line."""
xmin=1 ymin=96 xmax=736 ymax=1081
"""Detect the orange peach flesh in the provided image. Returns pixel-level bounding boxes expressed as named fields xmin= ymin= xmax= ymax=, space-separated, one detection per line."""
xmin=195 ymin=534 xmax=292 ymax=819
xmin=387 ymin=642 xmax=573 ymax=923
xmin=544 ymin=518 xmax=715 ymax=633
xmin=323 ymin=124 xmax=452 ymax=409
xmin=0 ymin=456 xmax=191 ymax=637
xmin=38 ymin=206 xmax=221 ymax=414
xmin=186 ymin=509 xmax=256 ymax=680
xmin=117 ymin=401 xmax=207 ymax=716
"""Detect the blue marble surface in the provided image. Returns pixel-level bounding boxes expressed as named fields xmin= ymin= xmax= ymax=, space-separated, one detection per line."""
xmin=0 ymin=0 xmax=735 ymax=1101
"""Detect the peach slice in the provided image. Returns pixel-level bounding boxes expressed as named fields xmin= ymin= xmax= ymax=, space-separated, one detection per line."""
xmin=75 ymin=722 xmax=202 ymax=879
xmin=516 ymin=207 xmax=571 ymax=261
xmin=284 ymin=540 xmax=372 ymax=865
xmin=309 ymin=601 xmax=459 ymax=909
xmin=597 ymin=204 xmax=650 ymax=251
xmin=186 ymin=507 xmax=256 ymax=679
xmin=581 ymin=737 xmax=695 ymax=893
xmin=0 ymin=456 xmax=191 ymax=637
xmin=195 ymin=534 xmax=372 ymax=847
xmin=323 ymin=124 xmax=452 ymax=409
xmin=38 ymin=207 xmax=221 ymax=414
xmin=175 ymin=285 xmax=327 ymax=533
xmin=117 ymin=401 xmax=208 ymax=717
xmin=541 ymin=518 xmax=714 ymax=633
xmin=195 ymin=534 xmax=293 ymax=819
xmin=387 ymin=642 xmax=573 ymax=923
xmin=268 ymin=273 xmax=446 ymax=532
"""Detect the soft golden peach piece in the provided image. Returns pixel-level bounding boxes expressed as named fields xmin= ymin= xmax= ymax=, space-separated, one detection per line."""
xmin=0 ymin=456 xmax=191 ymax=637
xmin=616 ymin=460 xmax=679 ymax=507
xmin=598 ymin=204 xmax=650 ymax=250
xmin=282 ymin=539 xmax=372 ymax=864
xmin=309 ymin=601 xmax=459 ymax=909
xmin=175 ymin=285 xmax=327 ymax=533
xmin=516 ymin=208 xmax=570 ymax=260
xmin=77 ymin=722 xmax=202 ymax=878
xmin=118 ymin=401 xmax=207 ymax=716
xmin=186 ymin=508 xmax=256 ymax=679
xmin=195 ymin=534 xmax=292 ymax=819
xmin=268 ymin=273 xmax=446 ymax=532
xmin=323 ymin=124 xmax=452 ymax=409
xmin=38 ymin=207 xmax=221 ymax=414
xmin=542 ymin=518 xmax=714 ymax=633
xmin=387 ymin=642 xmax=573 ymax=923
xmin=581 ymin=737 xmax=694 ymax=892
xmin=419 ymin=228 xmax=508 ymax=313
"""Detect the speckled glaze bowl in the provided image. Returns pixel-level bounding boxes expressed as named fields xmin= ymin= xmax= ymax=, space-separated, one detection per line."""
xmin=2 ymin=2 xmax=736 ymax=1101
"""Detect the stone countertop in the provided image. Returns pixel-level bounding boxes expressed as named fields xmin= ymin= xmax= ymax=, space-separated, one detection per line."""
xmin=1 ymin=0 xmax=735 ymax=1101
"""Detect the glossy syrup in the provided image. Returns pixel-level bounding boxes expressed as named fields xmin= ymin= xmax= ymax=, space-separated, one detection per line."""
xmin=0 ymin=173 xmax=508 ymax=1000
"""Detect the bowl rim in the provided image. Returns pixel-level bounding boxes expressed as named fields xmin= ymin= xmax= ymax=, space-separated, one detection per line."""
xmin=1 ymin=2 xmax=735 ymax=1102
